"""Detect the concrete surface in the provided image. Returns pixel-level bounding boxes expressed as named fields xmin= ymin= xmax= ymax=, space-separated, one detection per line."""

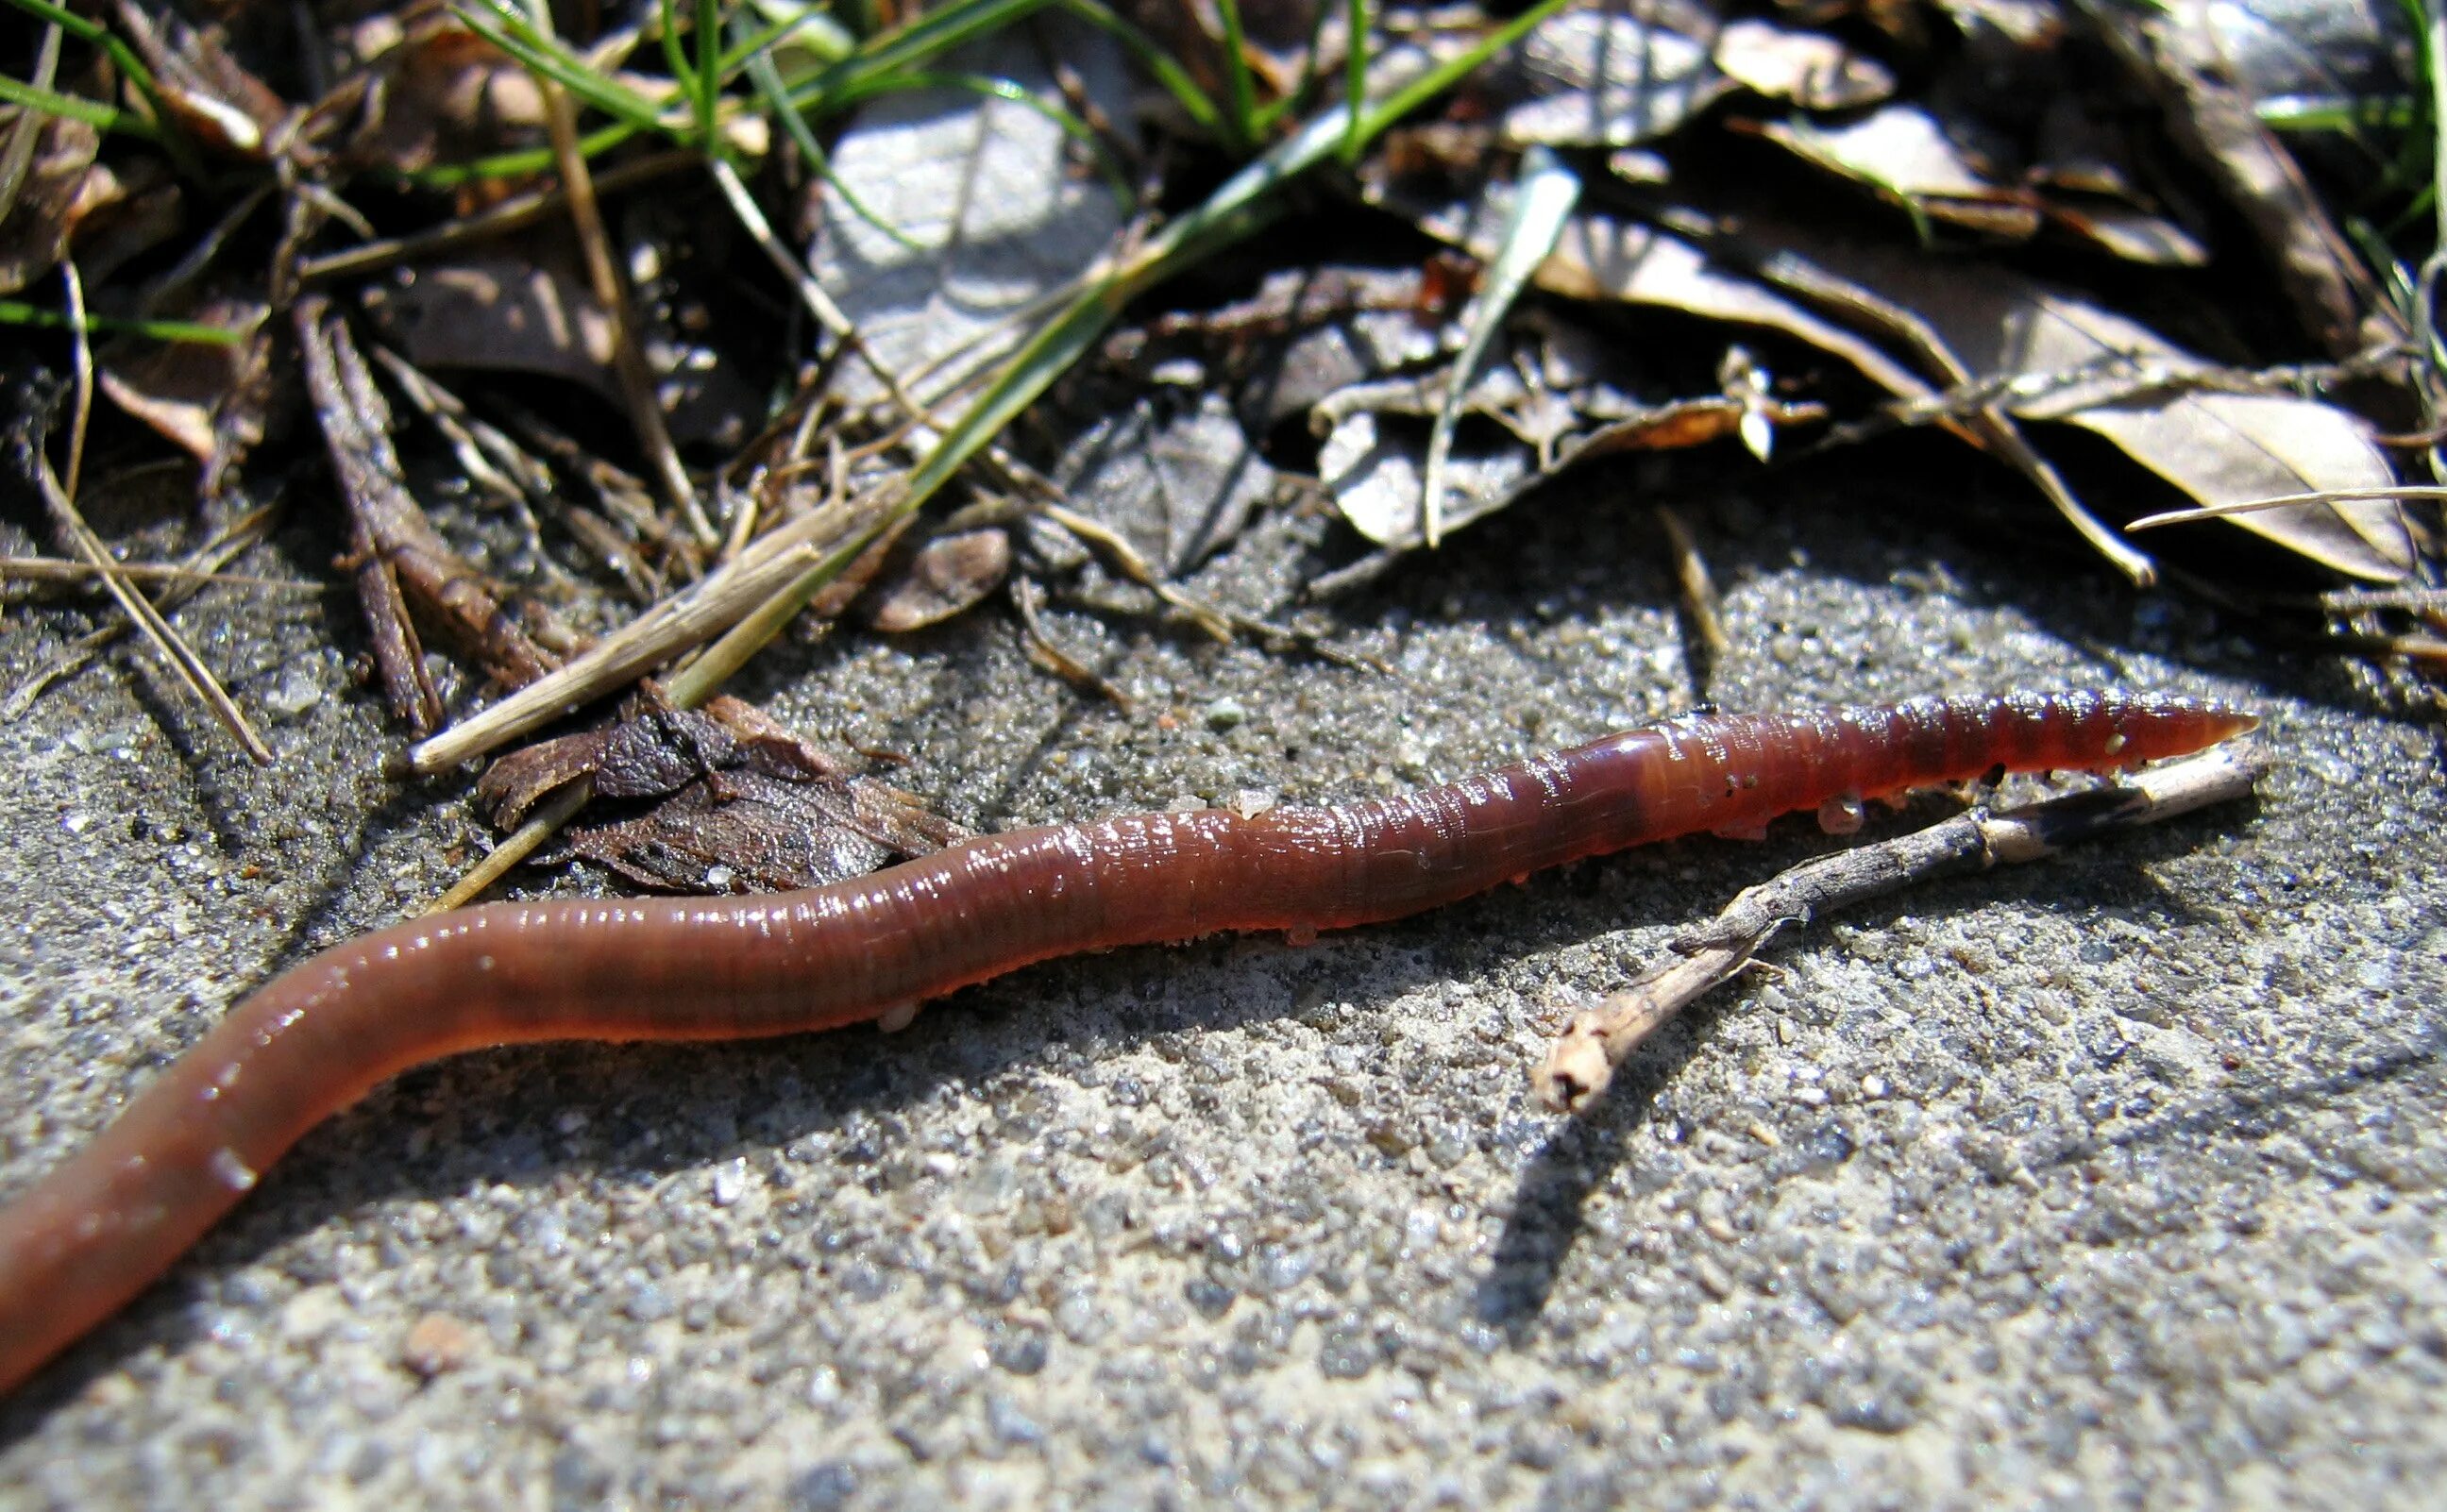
xmin=0 ymin=454 xmax=2441 ymax=1509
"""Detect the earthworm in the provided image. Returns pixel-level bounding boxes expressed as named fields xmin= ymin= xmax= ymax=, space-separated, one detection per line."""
xmin=0 ymin=690 xmax=2253 ymax=1393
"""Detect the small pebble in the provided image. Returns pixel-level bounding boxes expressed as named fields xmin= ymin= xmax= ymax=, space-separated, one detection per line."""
xmin=400 ymin=1313 xmax=475 ymax=1378
xmin=266 ymin=667 xmax=323 ymax=717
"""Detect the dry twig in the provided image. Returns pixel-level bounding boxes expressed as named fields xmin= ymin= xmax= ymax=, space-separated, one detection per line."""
xmin=295 ymin=297 xmax=560 ymax=733
xmin=1534 ymin=745 xmax=2270 ymax=1114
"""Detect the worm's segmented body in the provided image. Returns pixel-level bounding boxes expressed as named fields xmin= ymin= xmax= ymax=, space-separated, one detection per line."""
xmin=0 ymin=690 xmax=2253 ymax=1393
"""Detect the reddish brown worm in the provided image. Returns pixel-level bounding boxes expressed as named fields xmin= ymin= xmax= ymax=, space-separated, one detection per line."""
xmin=0 ymin=691 xmax=2253 ymax=1393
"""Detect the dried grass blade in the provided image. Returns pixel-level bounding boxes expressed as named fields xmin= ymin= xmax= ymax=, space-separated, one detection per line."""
xmin=1420 ymin=144 xmax=1578 ymax=547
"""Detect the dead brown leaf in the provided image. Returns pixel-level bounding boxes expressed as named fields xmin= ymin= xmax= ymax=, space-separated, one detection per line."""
xmin=1797 ymin=235 xmax=2415 ymax=580
xmin=1054 ymin=394 xmax=1280 ymax=574
xmin=362 ymin=250 xmax=620 ymax=404
xmin=334 ymin=17 xmax=547 ymax=176
xmin=2081 ymin=0 xmax=2392 ymax=355
xmin=96 ymin=296 xmax=269 ymax=462
xmin=859 ymin=527 xmax=1013 ymax=632
xmin=1756 ymin=101 xmax=2207 ymax=266
xmin=478 ymin=698 xmax=964 ymax=893
xmin=1759 ymin=105 xmax=2044 ymax=239
xmin=1497 ymin=7 xmax=1729 ymax=148
xmin=0 ymin=114 xmax=101 ymax=294
xmin=1712 ymin=20 xmax=1895 ymax=110
xmin=1525 ymin=210 xmax=1930 ymax=397
xmin=113 ymin=0 xmax=288 ymax=161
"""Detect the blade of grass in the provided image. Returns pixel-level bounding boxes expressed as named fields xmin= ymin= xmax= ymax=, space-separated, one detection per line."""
xmin=1420 ymin=143 xmax=1578 ymax=546
xmin=302 ymin=151 xmax=694 ymax=284
xmin=1357 ymin=0 xmax=1573 ymax=138
xmin=1252 ymin=0 xmax=1333 ymax=136
xmin=454 ymin=1 xmax=671 ymax=133
xmin=1054 ymin=0 xmax=1224 ymax=142
xmin=656 ymin=0 xmax=696 ymax=110
xmin=0 ymin=75 xmax=160 ymax=138
xmin=0 ymin=299 xmax=246 ymax=344
xmin=3 ymin=0 xmax=183 ymax=145
xmin=6 ymin=0 xmax=155 ymax=87
xmin=744 ymin=37 xmax=923 ymax=253
xmin=1213 ymin=0 xmax=1260 ymax=152
xmin=696 ymin=0 xmax=723 ymax=146
xmin=3 ymin=505 xmax=277 ymax=721
xmin=729 ymin=0 xmax=856 ymax=71
xmin=509 ymin=0 xmax=714 ymax=546
xmin=1340 ymin=0 xmax=1368 ymax=160
xmin=35 ymin=269 xmax=271 ymax=762
xmin=409 ymin=120 xmax=637 ymax=188
xmin=788 ymin=0 xmax=1055 ymax=110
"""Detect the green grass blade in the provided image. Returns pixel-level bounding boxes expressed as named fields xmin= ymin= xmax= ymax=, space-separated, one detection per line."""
xmin=729 ymin=0 xmax=856 ymax=69
xmin=454 ymin=1 xmax=672 ymax=133
xmin=1358 ymin=0 xmax=1571 ymax=140
xmin=1054 ymin=0 xmax=1224 ymax=143
xmin=1341 ymin=0 xmax=1368 ymax=161
xmin=0 ymin=299 xmax=245 ymax=344
xmin=788 ymin=0 xmax=1054 ymax=110
xmin=656 ymin=0 xmax=696 ymax=104
xmin=5 ymin=0 xmax=167 ymax=109
xmin=0 ymin=75 xmax=156 ymax=138
xmin=1213 ymin=0 xmax=1260 ymax=151
xmin=744 ymin=37 xmax=923 ymax=252
xmin=407 ymin=120 xmax=640 ymax=187
xmin=695 ymin=0 xmax=724 ymax=146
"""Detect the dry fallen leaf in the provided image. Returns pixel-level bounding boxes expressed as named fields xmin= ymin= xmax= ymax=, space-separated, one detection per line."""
xmin=1757 ymin=100 xmax=2208 ymax=266
xmin=1712 ymin=19 xmax=1895 ymax=110
xmin=334 ymin=18 xmax=547 ymax=176
xmin=1524 ymin=210 xmax=1930 ymax=397
xmin=807 ymin=26 xmax=1132 ymax=411
xmin=1759 ymin=105 xmax=2044 ymax=240
xmin=113 ymin=1 xmax=288 ymax=161
xmin=1497 ymin=8 xmax=1728 ymax=148
xmin=1799 ymin=235 xmax=2415 ymax=580
xmin=479 ymin=700 xmax=964 ymax=893
xmin=96 ymin=297 xmax=270 ymax=462
xmin=2083 ymin=0 xmax=2391 ymax=356
xmin=1055 ymin=394 xmax=1281 ymax=574
xmin=1401 ymin=178 xmax=2408 ymax=580
xmin=363 ymin=250 xmax=619 ymax=403
xmin=0 ymin=114 xmax=101 ymax=295
xmin=860 ymin=527 xmax=1013 ymax=632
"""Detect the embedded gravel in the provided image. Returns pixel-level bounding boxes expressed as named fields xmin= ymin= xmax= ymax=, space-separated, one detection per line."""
xmin=1 ymin=463 xmax=2440 ymax=1510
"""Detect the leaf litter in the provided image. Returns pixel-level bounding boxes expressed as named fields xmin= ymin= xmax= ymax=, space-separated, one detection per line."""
xmin=0 ymin=0 xmax=2437 ymax=909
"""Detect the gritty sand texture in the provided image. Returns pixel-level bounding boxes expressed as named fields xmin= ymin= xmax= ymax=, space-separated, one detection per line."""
xmin=1 ymin=466 xmax=2440 ymax=1509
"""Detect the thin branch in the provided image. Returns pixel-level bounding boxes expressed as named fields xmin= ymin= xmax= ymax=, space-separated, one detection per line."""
xmin=1534 ymin=745 xmax=2271 ymax=1114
